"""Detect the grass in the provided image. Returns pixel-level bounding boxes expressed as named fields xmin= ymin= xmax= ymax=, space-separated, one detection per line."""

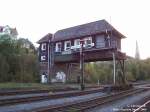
xmin=0 ymin=82 xmax=78 ymax=90
xmin=0 ymin=82 xmax=48 ymax=89
xmin=0 ymin=82 xmax=100 ymax=90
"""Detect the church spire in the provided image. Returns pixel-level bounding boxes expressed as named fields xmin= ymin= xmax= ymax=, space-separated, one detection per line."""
xmin=135 ymin=40 xmax=140 ymax=60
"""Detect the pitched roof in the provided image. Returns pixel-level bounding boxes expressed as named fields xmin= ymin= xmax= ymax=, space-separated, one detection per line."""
xmin=11 ymin=28 xmax=18 ymax=36
xmin=0 ymin=26 xmax=18 ymax=36
xmin=37 ymin=33 xmax=53 ymax=44
xmin=53 ymin=19 xmax=126 ymax=42
xmin=0 ymin=26 xmax=4 ymax=32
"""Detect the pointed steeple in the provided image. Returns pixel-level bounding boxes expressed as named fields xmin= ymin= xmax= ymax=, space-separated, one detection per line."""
xmin=135 ymin=40 xmax=140 ymax=60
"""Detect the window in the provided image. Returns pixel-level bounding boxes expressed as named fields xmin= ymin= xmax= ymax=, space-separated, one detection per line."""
xmin=84 ymin=37 xmax=92 ymax=45
xmin=64 ymin=41 xmax=71 ymax=51
xmin=74 ymin=39 xmax=80 ymax=46
xmin=84 ymin=37 xmax=94 ymax=48
xmin=73 ymin=39 xmax=81 ymax=49
xmin=55 ymin=42 xmax=62 ymax=52
xmin=41 ymin=43 xmax=46 ymax=51
xmin=41 ymin=55 xmax=46 ymax=61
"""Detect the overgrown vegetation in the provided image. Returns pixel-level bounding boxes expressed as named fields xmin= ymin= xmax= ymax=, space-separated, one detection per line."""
xmin=126 ymin=58 xmax=150 ymax=81
xmin=85 ymin=62 xmax=113 ymax=84
xmin=84 ymin=59 xmax=150 ymax=84
xmin=0 ymin=34 xmax=40 ymax=83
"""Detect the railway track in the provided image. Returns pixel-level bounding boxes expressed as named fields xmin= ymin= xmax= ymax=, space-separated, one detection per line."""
xmin=0 ymin=87 xmax=103 ymax=106
xmin=31 ymin=88 xmax=146 ymax=112
xmin=0 ymin=85 xmax=100 ymax=96
xmin=0 ymin=87 xmax=77 ymax=96
xmin=0 ymin=89 xmax=49 ymax=96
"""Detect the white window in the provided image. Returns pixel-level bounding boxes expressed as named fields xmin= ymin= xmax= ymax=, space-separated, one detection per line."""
xmin=83 ymin=37 xmax=94 ymax=48
xmin=84 ymin=37 xmax=92 ymax=45
xmin=41 ymin=43 xmax=46 ymax=51
xmin=41 ymin=55 xmax=46 ymax=61
xmin=71 ymin=39 xmax=81 ymax=49
xmin=64 ymin=41 xmax=71 ymax=51
xmin=55 ymin=42 xmax=62 ymax=52
xmin=74 ymin=39 xmax=80 ymax=46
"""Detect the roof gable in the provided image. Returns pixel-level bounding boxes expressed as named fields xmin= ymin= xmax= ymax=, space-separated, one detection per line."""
xmin=37 ymin=33 xmax=53 ymax=44
xmin=53 ymin=19 xmax=126 ymax=42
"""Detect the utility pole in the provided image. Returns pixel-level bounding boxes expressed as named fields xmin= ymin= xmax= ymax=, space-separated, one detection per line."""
xmin=49 ymin=42 xmax=54 ymax=84
xmin=112 ymin=52 xmax=116 ymax=85
xmin=80 ymin=40 xmax=85 ymax=90
xmin=47 ymin=40 xmax=50 ymax=83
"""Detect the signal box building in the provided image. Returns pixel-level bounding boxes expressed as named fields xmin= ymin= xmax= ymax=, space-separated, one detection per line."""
xmin=37 ymin=20 xmax=126 ymax=83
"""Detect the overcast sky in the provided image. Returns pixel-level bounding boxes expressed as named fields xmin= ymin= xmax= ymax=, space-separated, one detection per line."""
xmin=0 ymin=0 xmax=150 ymax=59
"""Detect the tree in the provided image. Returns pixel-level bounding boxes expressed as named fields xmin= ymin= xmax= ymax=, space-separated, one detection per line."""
xmin=0 ymin=34 xmax=39 ymax=83
xmin=85 ymin=62 xmax=113 ymax=84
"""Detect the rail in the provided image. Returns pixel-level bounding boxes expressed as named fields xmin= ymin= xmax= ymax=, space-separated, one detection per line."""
xmin=0 ymin=87 xmax=102 ymax=106
xmin=32 ymin=88 xmax=146 ymax=112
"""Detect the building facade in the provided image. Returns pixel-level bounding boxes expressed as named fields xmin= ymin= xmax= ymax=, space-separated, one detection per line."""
xmin=37 ymin=20 xmax=126 ymax=83
xmin=37 ymin=33 xmax=52 ymax=76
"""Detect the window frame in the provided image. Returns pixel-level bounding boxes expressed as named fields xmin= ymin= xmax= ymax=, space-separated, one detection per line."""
xmin=74 ymin=39 xmax=80 ymax=46
xmin=64 ymin=40 xmax=71 ymax=51
xmin=41 ymin=43 xmax=46 ymax=51
xmin=84 ymin=37 xmax=92 ymax=45
xmin=55 ymin=42 xmax=62 ymax=52
xmin=41 ymin=55 xmax=46 ymax=61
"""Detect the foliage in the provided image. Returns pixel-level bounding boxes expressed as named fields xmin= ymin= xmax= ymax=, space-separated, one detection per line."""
xmin=126 ymin=58 xmax=150 ymax=81
xmin=0 ymin=34 xmax=39 ymax=83
xmin=85 ymin=62 xmax=113 ymax=84
xmin=84 ymin=59 xmax=150 ymax=84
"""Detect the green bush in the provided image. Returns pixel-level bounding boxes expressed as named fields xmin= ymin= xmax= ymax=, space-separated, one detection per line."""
xmin=0 ymin=35 xmax=39 ymax=83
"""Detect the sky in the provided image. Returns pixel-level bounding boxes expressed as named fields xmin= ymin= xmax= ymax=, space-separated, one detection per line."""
xmin=0 ymin=0 xmax=150 ymax=59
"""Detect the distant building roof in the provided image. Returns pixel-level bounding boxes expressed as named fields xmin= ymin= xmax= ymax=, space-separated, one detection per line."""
xmin=11 ymin=28 xmax=18 ymax=36
xmin=0 ymin=25 xmax=18 ymax=37
xmin=53 ymin=19 xmax=126 ymax=42
xmin=0 ymin=26 xmax=4 ymax=32
xmin=37 ymin=33 xmax=53 ymax=43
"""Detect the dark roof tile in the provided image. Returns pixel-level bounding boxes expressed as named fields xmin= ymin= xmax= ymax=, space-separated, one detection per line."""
xmin=53 ymin=19 xmax=126 ymax=42
xmin=37 ymin=33 xmax=53 ymax=43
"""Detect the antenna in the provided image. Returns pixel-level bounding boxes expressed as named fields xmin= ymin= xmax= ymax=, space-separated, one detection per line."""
xmin=110 ymin=16 xmax=113 ymax=37
xmin=105 ymin=16 xmax=112 ymax=47
xmin=109 ymin=16 xmax=113 ymax=47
